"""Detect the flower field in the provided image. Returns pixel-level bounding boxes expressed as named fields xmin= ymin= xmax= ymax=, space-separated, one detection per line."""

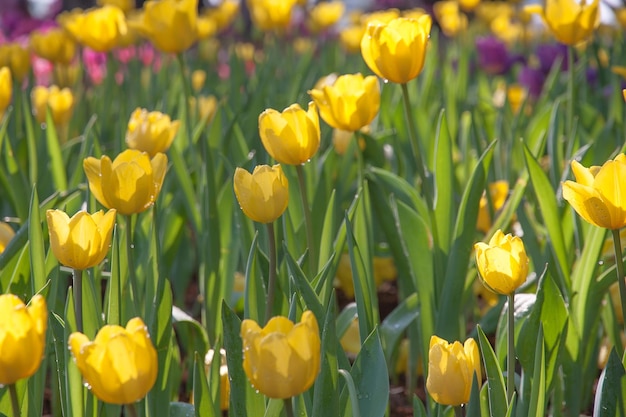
xmin=0 ymin=0 xmax=625 ymax=416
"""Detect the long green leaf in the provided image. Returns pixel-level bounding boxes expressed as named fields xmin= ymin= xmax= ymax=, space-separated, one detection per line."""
xmin=477 ymin=325 xmax=507 ymax=417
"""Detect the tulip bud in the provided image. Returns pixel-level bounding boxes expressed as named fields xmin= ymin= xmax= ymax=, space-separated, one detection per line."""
xmin=125 ymin=108 xmax=179 ymax=156
xmin=233 ymin=164 xmax=289 ymax=224
xmin=31 ymin=85 xmax=75 ymax=127
xmin=62 ymin=6 xmax=128 ymax=52
xmin=0 ymin=67 xmax=12 ymax=119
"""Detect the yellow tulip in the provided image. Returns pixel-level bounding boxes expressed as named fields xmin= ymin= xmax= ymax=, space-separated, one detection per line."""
xmin=83 ymin=149 xmax=168 ymax=215
xmin=334 ymin=253 xmax=397 ymax=298
xmin=0 ymin=221 xmax=15 ymax=254
xmin=247 ymin=0 xmax=298 ymax=31
xmin=474 ymin=229 xmax=529 ymax=295
xmin=562 ymin=155 xmax=626 ymax=230
xmin=189 ymin=95 xmax=218 ymax=125
xmin=339 ymin=25 xmax=365 ymax=53
xmin=46 ymin=209 xmax=116 ymax=270
xmin=53 ymin=62 xmax=81 ymax=89
xmin=0 ymin=67 xmax=12 ymax=119
xmin=131 ymin=0 xmax=198 ymax=54
xmin=426 ymin=335 xmax=481 ymax=406
xmin=507 ymin=84 xmax=527 ymax=115
xmin=459 ymin=0 xmax=480 ymax=12
xmin=308 ymin=73 xmax=380 ymax=132
xmin=62 ymin=6 xmax=128 ymax=52
xmin=0 ymin=43 xmax=31 ymax=82
xmin=476 ymin=180 xmax=509 ymax=233
xmin=524 ymin=0 xmax=599 ymax=45
xmin=29 ymin=28 xmax=76 ymax=65
xmin=31 ymin=85 xmax=74 ymax=127
xmin=339 ymin=317 xmax=361 ymax=356
xmin=259 ymin=102 xmax=320 ymax=165
xmin=97 ymin=0 xmax=135 ymax=13
xmin=203 ymin=0 xmax=240 ymax=32
xmin=361 ymin=8 xmax=401 ymax=26
xmin=125 ymin=108 xmax=179 ymax=156
xmin=361 ymin=15 xmax=431 ymax=84
xmin=241 ymin=311 xmax=321 ymax=399
xmin=233 ymin=164 xmax=289 ymax=224
xmin=69 ymin=317 xmax=158 ymax=404
xmin=0 ymin=294 xmax=47 ymax=385
xmin=191 ymin=69 xmax=206 ymax=93
xmin=204 ymin=349 xmax=230 ymax=410
xmin=433 ymin=1 xmax=468 ymax=37
xmin=308 ymin=1 xmax=345 ymax=32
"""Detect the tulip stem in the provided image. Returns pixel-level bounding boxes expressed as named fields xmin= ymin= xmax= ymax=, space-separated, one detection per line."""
xmin=283 ymin=397 xmax=295 ymax=417
xmin=611 ymin=229 xmax=626 ymax=341
xmin=567 ymin=46 xmax=575 ymax=135
xmin=125 ymin=403 xmax=138 ymax=417
xmin=8 ymin=384 xmax=19 ymax=417
xmin=176 ymin=53 xmax=194 ymax=150
xmin=454 ymin=405 xmax=464 ymax=417
xmin=296 ymin=164 xmax=316 ymax=277
xmin=265 ymin=222 xmax=278 ymax=324
xmin=73 ymin=268 xmax=83 ymax=333
xmin=125 ymin=215 xmax=139 ymax=309
xmin=507 ymin=293 xmax=515 ymax=403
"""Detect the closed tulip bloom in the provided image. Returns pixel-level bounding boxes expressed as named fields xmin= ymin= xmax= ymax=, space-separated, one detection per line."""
xmin=0 ymin=67 xmax=11 ymax=118
xmin=0 ymin=222 xmax=15 ymax=254
xmin=0 ymin=43 xmax=31 ymax=82
xmin=259 ymin=102 xmax=320 ymax=165
xmin=241 ymin=311 xmax=321 ymax=399
xmin=83 ymin=149 xmax=168 ymax=215
xmin=361 ymin=15 xmax=432 ymax=84
xmin=308 ymin=1 xmax=345 ymax=32
xmin=46 ymin=209 xmax=116 ymax=270
xmin=247 ymin=0 xmax=298 ymax=31
xmin=476 ymin=180 xmax=509 ymax=233
xmin=474 ymin=229 xmax=529 ymax=295
xmin=30 ymin=28 xmax=77 ymax=65
xmin=0 ymin=294 xmax=47 ymax=385
xmin=203 ymin=0 xmax=240 ymax=32
xmin=131 ymin=0 xmax=198 ymax=54
xmin=31 ymin=85 xmax=74 ymax=126
xmin=233 ymin=164 xmax=289 ymax=223
xmin=339 ymin=25 xmax=365 ymax=53
xmin=125 ymin=108 xmax=179 ymax=156
xmin=97 ymin=0 xmax=136 ymax=13
xmin=426 ymin=335 xmax=481 ymax=406
xmin=308 ymin=73 xmax=380 ymax=132
xmin=525 ymin=0 xmax=599 ymax=45
xmin=191 ymin=69 xmax=206 ymax=93
xmin=562 ymin=155 xmax=626 ymax=230
xmin=62 ymin=6 xmax=128 ymax=52
xmin=69 ymin=317 xmax=158 ymax=404
xmin=189 ymin=95 xmax=218 ymax=125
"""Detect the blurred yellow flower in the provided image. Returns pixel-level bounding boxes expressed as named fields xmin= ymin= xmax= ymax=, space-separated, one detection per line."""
xmin=308 ymin=1 xmax=345 ymax=32
xmin=47 ymin=209 xmax=116 ymax=270
xmin=339 ymin=317 xmax=361 ymax=356
xmin=395 ymin=339 xmax=423 ymax=376
xmin=97 ymin=0 xmax=135 ymax=13
xmin=616 ymin=8 xmax=626 ymax=30
xmin=426 ymin=335 xmax=481 ymax=406
xmin=241 ymin=311 xmax=320 ymax=399
xmin=403 ymin=8 xmax=428 ymax=20
xmin=361 ymin=15 xmax=431 ymax=84
xmin=53 ymin=62 xmax=81 ymax=88
xmin=507 ymin=84 xmax=527 ymax=114
xmin=61 ymin=6 xmax=128 ymax=52
xmin=474 ymin=229 xmax=529 ymax=295
xmin=29 ymin=28 xmax=77 ymax=65
xmin=334 ymin=253 xmax=397 ymax=298
xmin=525 ymin=0 xmax=599 ymax=45
xmin=433 ymin=1 xmax=468 ymax=37
xmin=196 ymin=14 xmax=218 ymax=39
xmin=332 ymin=126 xmax=368 ymax=155
xmin=189 ymin=95 xmax=218 ymax=125
xmin=247 ymin=0 xmax=298 ymax=31
xmin=473 ymin=279 xmax=500 ymax=316
xmin=477 ymin=180 xmax=509 ymax=233
xmin=31 ymin=85 xmax=74 ymax=127
xmin=562 ymin=155 xmax=626 ymax=230
xmin=339 ymin=25 xmax=365 ymax=53
xmin=0 ymin=43 xmax=31 ymax=82
xmin=259 ymin=102 xmax=320 ymax=165
xmin=203 ymin=0 xmax=240 ymax=32
xmin=126 ymin=108 xmax=179 ymax=156
xmin=204 ymin=349 xmax=230 ymax=410
xmin=233 ymin=164 xmax=289 ymax=224
xmin=0 ymin=67 xmax=12 ymax=119
xmin=459 ymin=0 xmax=480 ymax=12
xmin=308 ymin=73 xmax=380 ymax=132
xmin=191 ymin=69 xmax=206 ymax=92
xmin=69 ymin=317 xmax=158 ymax=404
xmin=361 ymin=8 xmax=400 ymax=26
xmin=131 ymin=0 xmax=198 ymax=54
xmin=0 ymin=221 xmax=15 ymax=254
xmin=83 ymin=149 xmax=168 ymax=215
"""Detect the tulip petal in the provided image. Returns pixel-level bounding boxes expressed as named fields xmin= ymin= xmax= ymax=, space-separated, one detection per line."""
xmin=562 ymin=180 xmax=612 ymax=229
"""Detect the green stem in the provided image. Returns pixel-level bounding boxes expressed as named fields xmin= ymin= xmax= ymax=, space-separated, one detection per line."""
xmin=125 ymin=403 xmax=138 ymax=417
xmin=73 ymin=268 xmax=83 ymax=333
xmin=9 ymin=384 xmax=20 ymax=417
xmin=611 ymin=229 xmax=626 ymax=341
xmin=507 ymin=293 xmax=516 ymax=403
xmin=567 ymin=46 xmax=575 ymax=135
xmin=338 ymin=369 xmax=362 ymax=417
xmin=125 ymin=215 xmax=139 ymax=309
xmin=454 ymin=405 xmax=464 ymax=417
xmin=295 ymin=164 xmax=316 ymax=277
xmin=283 ymin=397 xmax=295 ymax=417
xmin=176 ymin=53 xmax=194 ymax=150
xmin=265 ymin=222 xmax=277 ymax=324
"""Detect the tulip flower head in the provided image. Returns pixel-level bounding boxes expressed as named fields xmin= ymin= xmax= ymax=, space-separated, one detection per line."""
xmin=30 ymin=27 xmax=77 ymax=65
xmin=308 ymin=73 xmax=380 ymax=132
xmin=259 ymin=102 xmax=320 ymax=165
xmin=426 ymin=335 xmax=481 ymax=406
xmin=0 ymin=67 xmax=11 ymax=119
xmin=524 ymin=0 xmax=599 ymax=46
xmin=474 ymin=230 xmax=529 ymax=295
xmin=61 ymin=6 xmax=128 ymax=52
xmin=0 ymin=43 xmax=31 ymax=82
xmin=308 ymin=1 xmax=345 ymax=33
xmin=47 ymin=209 xmax=116 ymax=270
xmin=233 ymin=164 xmax=289 ymax=224
xmin=97 ymin=0 xmax=136 ymax=13
xmin=125 ymin=108 xmax=180 ymax=157
xmin=247 ymin=0 xmax=298 ymax=32
xmin=0 ymin=222 xmax=15 ymax=254
xmin=476 ymin=180 xmax=509 ymax=233
xmin=241 ymin=311 xmax=321 ymax=399
xmin=83 ymin=149 xmax=168 ymax=215
xmin=0 ymin=294 xmax=47 ymax=385
xmin=204 ymin=349 xmax=230 ymax=410
xmin=189 ymin=95 xmax=218 ymax=125
xmin=31 ymin=85 xmax=75 ymax=127
xmin=69 ymin=317 xmax=158 ymax=404
xmin=360 ymin=15 xmax=432 ymax=84
xmin=562 ymin=155 xmax=626 ymax=230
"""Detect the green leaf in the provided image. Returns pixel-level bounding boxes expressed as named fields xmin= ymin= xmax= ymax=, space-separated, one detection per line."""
xmin=380 ymin=292 xmax=418 ymax=365
xmin=593 ymin=348 xmax=626 ymax=417
xmin=28 ymin=187 xmax=46 ymax=296
xmin=193 ymin=352 xmax=216 ymax=417
xmin=527 ymin=327 xmax=546 ymax=417
xmin=313 ymin=299 xmax=342 ymax=417
xmin=173 ymin=306 xmax=210 ymax=367
xmin=477 ymin=325 xmax=507 ymax=417
xmin=433 ymin=110 xmax=454 ymax=257
xmin=350 ymin=327 xmax=389 ymax=417
xmin=45 ymin=108 xmax=68 ymax=191
xmin=243 ymin=232 xmax=264 ymax=323
xmin=170 ymin=402 xmax=195 ymax=417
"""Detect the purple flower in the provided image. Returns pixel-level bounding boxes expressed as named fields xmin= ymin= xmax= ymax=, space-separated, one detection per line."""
xmin=535 ymin=43 xmax=570 ymax=74
xmin=518 ymin=66 xmax=546 ymax=98
xmin=475 ymin=36 xmax=512 ymax=75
